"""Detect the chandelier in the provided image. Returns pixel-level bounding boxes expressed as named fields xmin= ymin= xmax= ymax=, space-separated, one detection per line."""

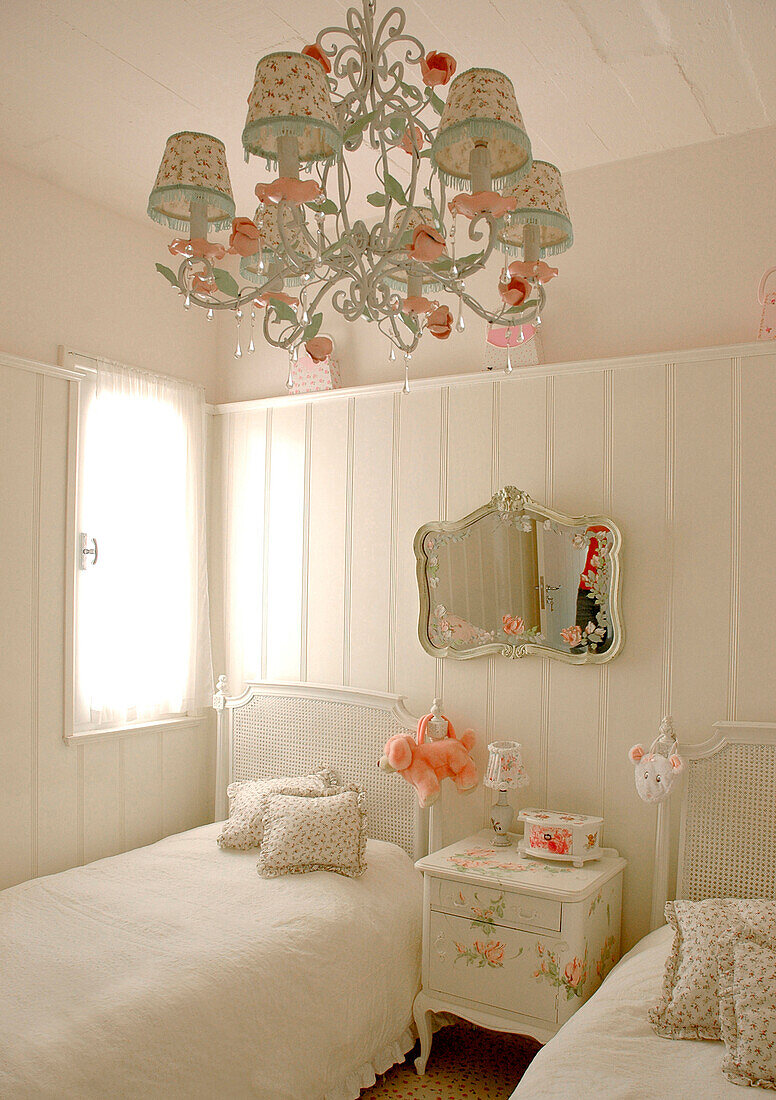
xmin=148 ymin=0 xmax=573 ymax=389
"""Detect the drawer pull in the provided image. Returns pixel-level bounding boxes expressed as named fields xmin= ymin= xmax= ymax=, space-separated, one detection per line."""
xmin=434 ymin=931 xmax=447 ymax=960
xmin=518 ymin=909 xmax=537 ymax=921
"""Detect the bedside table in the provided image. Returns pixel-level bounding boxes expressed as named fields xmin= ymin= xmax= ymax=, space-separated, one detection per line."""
xmin=412 ymin=830 xmax=626 ymax=1074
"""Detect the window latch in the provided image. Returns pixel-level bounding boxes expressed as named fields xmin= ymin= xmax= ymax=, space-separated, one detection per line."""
xmin=79 ymin=532 xmax=98 ymax=569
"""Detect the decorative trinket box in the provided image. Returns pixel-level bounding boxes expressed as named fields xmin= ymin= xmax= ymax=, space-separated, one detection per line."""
xmin=517 ymin=808 xmax=603 ymax=868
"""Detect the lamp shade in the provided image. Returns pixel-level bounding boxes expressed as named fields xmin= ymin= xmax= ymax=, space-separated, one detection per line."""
xmin=431 ymin=68 xmax=531 ymax=191
xmin=484 ymin=741 xmax=529 ymax=789
xmin=147 ymin=132 xmax=235 ymax=233
xmin=239 ymin=204 xmax=314 ymax=286
xmin=498 ymin=160 xmax=573 ymax=258
xmin=242 ymin=51 xmax=342 ymax=167
xmin=384 ymin=206 xmax=445 ymax=293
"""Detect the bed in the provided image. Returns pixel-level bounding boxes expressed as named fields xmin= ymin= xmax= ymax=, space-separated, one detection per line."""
xmin=0 ymin=681 xmax=426 ymax=1100
xmin=511 ymin=720 xmax=776 ymax=1098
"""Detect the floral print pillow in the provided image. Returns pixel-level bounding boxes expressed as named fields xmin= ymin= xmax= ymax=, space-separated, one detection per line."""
xmin=257 ymin=786 xmax=367 ymax=879
xmin=650 ymin=899 xmax=776 ymax=1040
xmin=216 ymin=768 xmax=340 ymax=850
xmin=718 ymin=921 xmax=776 ymax=1089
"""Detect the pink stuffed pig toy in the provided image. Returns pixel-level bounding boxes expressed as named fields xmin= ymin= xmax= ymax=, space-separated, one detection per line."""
xmin=379 ymin=719 xmax=478 ymax=808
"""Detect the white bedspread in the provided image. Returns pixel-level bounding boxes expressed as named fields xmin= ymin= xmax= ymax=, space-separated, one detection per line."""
xmin=0 ymin=823 xmax=422 ymax=1100
xmin=512 ymin=924 xmax=762 ymax=1098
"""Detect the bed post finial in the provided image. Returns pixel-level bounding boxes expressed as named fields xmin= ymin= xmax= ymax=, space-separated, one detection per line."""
xmin=213 ymin=675 xmax=228 ymax=710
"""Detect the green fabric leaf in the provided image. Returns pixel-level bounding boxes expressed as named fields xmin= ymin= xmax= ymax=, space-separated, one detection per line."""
xmin=155 ymin=263 xmax=178 ymax=287
xmin=367 ymin=192 xmax=389 ymax=207
xmin=213 ymin=268 xmax=239 ymax=297
xmin=429 ymin=90 xmax=445 ymax=115
xmin=305 ymin=198 xmax=338 ymax=215
xmin=384 ymin=174 xmax=408 ymax=206
xmin=399 ymin=312 xmax=419 ymax=334
xmin=267 ymin=299 xmax=298 ymax=324
xmin=343 ymin=110 xmax=377 ymax=142
xmin=303 ymin=312 xmax=323 ymax=341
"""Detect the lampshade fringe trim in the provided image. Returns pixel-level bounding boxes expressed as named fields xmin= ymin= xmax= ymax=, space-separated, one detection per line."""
xmin=147 ymin=184 xmax=235 ymax=233
xmin=498 ymin=209 xmax=574 ymax=258
xmin=242 ymin=116 xmax=343 ymax=167
xmin=431 ymin=118 xmax=532 ymax=192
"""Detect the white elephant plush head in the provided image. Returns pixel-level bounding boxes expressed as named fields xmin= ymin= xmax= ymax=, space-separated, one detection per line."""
xmin=629 ymin=717 xmax=683 ymax=804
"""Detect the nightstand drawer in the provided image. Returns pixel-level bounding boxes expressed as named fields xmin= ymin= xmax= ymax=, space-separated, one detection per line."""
xmin=431 ymin=877 xmax=562 ymax=933
xmin=427 ymin=911 xmax=558 ymax=1022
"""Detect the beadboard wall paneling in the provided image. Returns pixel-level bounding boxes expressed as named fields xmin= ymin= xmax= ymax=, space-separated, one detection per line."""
xmin=215 ymin=344 xmax=776 ymax=952
xmin=0 ymin=359 xmax=215 ymax=892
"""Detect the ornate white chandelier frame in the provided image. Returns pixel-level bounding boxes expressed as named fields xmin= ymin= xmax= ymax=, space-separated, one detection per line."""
xmin=155 ymin=0 xmax=556 ymax=381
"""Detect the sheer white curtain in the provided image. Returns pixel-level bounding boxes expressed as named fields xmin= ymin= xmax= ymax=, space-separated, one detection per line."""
xmin=75 ymin=358 xmax=211 ymax=728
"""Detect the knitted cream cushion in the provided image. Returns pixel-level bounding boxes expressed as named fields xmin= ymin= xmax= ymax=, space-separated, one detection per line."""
xmin=719 ymin=921 xmax=776 ymax=1089
xmin=257 ymin=786 xmax=367 ymax=879
xmin=216 ymin=768 xmax=340 ymax=850
xmin=650 ymin=899 xmax=776 ymax=1039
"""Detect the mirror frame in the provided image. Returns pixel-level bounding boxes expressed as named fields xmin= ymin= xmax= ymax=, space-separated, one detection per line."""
xmin=414 ymin=486 xmax=624 ymax=664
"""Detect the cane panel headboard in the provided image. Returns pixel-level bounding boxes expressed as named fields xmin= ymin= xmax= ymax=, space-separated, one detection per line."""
xmin=676 ymin=721 xmax=776 ymax=902
xmin=213 ymin=679 xmax=424 ymax=860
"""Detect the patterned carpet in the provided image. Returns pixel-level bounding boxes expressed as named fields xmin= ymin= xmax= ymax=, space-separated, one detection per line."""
xmin=362 ymin=1024 xmax=541 ymax=1099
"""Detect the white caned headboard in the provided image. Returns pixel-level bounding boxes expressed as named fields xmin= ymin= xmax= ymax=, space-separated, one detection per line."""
xmin=213 ymin=679 xmax=425 ymax=860
xmin=652 ymin=721 xmax=776 ymax=923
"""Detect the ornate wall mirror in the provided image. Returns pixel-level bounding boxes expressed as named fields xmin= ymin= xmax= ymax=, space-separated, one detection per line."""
xmin=414 ymin=487 xmax=623 ymax=663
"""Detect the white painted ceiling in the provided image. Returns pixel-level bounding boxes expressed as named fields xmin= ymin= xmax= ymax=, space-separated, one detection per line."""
xmin=2 ymin=0 xmax=775 ymax=230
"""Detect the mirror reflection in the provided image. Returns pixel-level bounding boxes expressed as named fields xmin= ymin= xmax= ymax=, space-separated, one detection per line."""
xmin=415 ymin=487 xmax=622 ymax=663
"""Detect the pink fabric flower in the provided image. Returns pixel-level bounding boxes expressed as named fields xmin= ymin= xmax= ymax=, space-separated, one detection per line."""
xmin=228 ymin=217 xmax=260 ymax=257
xmin=191 ymin=274 xmax=216 ymax=295
xmin=502 ymin=614 xmax=524 ymax=635
xmin=508 ymin=259 xmax=558 ymax=284
xmin=561 ymin=625 xmax=583 ymax=648
xmin=400 ymin=295 xmax=438 ymax=316
xmin=426 ymin=305 xmax=453 ymax=339
xmin=448 ymin=191 xmax=518 ymax=220
xmin=255 ymin=178 xmax=323 ymax=206
xmin=564 ymin=957 xmax=585 ymax=988
xmin=168 ymin=238 xmax=226 ymax=261
xmin=302 ymin=43 xmax=331 ymax=73
xmin=305 ymin=336 xmax=333 ymax=363
xmin=499 ymin=273 xmax=531 ymax=307
xmin=407 ymin=223 xmax=446 ymax=262
xmin=254 ymin=290 xmax=299 ymax=309
xmin=419 ymin=51 xmax=457 ymax=87
xmin=399 ymin=125 xmax=424 ymax=154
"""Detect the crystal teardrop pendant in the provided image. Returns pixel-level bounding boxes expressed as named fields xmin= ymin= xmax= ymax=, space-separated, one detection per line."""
xmin=184 ymin=293 xmax=191 ymax=310
xmin=506 ymin=344 xmax=513 ymax=374
xmin=402 ymin=353 xmax=411 ymax=395
xmin=516 ymin=326 xmax=525 ymax=344
xmin=455 ymin=297 xmax=466 ymax=333
xmin=234 ymin=309 xmax=243 ymax=359
xmin=535 ymin=314 xmax=542 ymax=327
xmin=206 ymin=308 xmax=214 ymax=321
xmin=388 ymin=344 xmax=396 ymax=362
xmin=248 ymin=307 xmax=256 ymax=353
xmin=286 ymin=348 xmax=295 ymax=390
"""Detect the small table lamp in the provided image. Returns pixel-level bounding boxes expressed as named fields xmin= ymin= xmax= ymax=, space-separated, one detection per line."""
xmin=484 ymin=741 xmax=529 ymax=846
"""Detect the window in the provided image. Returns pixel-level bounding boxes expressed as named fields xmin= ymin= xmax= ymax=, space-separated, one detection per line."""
xmin=72 ymin=357 xmax=211 ymax=734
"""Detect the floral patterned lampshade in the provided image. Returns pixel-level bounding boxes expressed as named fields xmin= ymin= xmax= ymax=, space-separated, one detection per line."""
xmin=431 ymin=68 xmax=531 ymax=191
xmin=242 ymin=51 xmax=343 ymax=167
xmin=147 ymin=132 xmax=235 ymax=233
xmin=484 ymin=741 xmax=529 ymax=790
xmin=385 ymin=206 xmax=445 ymax=293
xmin=239 ymin=204 xmax=314 ymax=286
xmin=498 ymin=160 xmax=573 ymax=259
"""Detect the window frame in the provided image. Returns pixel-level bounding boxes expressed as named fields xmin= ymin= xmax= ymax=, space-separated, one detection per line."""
xmin=61 ymin=347 xmax=207 ymax=744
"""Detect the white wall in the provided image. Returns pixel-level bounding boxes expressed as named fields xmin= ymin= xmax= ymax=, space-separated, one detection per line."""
xmin=0 ymin=158 xmax=218 ymax=891
xmin=0 ymin=159 xmax=218 ymax=395
xmin=213 ymin=340 xmax=776 ymax=951
xmin=215 ymin=125 xmax=776 ymax=402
